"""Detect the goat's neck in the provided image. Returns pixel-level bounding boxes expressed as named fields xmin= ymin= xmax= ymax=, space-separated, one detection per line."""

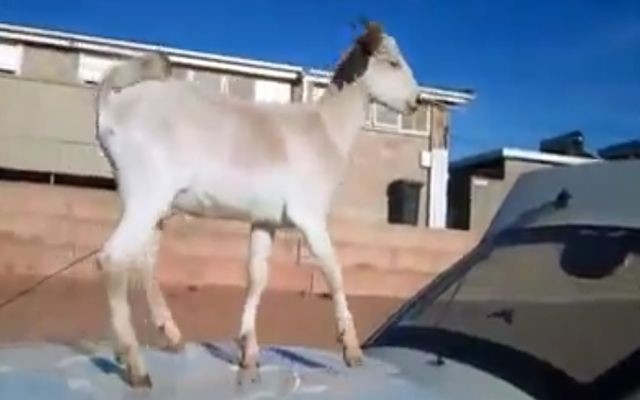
xmin=317 ymin=81 xmax=368 ymax=157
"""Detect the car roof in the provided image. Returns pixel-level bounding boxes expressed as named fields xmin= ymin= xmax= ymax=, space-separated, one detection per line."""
xmin=486 ymin=160 xmax=640 ymax=237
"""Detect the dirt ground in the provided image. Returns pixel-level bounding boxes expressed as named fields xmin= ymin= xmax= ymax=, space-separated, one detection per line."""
xmin=0 ymin=275 xmax=405 ymax=351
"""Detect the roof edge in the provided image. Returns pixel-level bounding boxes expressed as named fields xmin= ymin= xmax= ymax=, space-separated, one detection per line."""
xmin=451 ymin=147 xmax=598 ymax=170
xmin=0 ymin=21 xmax=476 ymax=104
xmin=307 ymin=69 xmax=475 ymax=105
xmin=0 ymin=22 xmax=303 ymax=80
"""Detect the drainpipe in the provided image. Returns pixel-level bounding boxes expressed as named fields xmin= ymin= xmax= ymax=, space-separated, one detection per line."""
xmin=300 ymin=70 xmax=309 ymax=103
xmin=427 ymin=103 xmax=449 ymax=229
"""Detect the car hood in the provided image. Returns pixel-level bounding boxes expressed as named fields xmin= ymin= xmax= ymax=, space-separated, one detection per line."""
xmin=0 ymin=342 xmax=447 ymax=399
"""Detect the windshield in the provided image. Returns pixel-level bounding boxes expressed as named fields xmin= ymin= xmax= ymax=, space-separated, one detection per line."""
xmin=366 ymin=225 xmax=640 ymax=399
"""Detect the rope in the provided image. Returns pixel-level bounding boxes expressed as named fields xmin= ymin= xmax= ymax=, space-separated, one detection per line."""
xmin=0 ymin=248 xmax=99 ymax=312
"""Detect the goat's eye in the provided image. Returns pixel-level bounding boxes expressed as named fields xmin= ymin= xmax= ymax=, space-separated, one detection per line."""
xmin=388 ymin=60 xmax=401 ymax=68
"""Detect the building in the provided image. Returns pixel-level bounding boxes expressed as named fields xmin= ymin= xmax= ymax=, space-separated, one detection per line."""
xmin=598 ymin=140 xmax=640 ymax=160
xmin=448 ymin=132 xmax=599 ymax=232
xmin=0 ymin=22 xmax=474 ymax=226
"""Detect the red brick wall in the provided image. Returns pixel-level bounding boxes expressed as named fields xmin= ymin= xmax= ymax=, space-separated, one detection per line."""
xmin=0 ymin=182 xmax=478 ymax=299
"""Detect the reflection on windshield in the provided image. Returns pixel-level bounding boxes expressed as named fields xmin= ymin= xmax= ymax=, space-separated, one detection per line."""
xmin=369 ymin=226 xmax=640 ymax=399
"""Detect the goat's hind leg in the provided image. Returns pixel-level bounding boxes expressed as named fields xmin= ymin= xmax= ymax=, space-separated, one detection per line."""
xmin=143 ymin=224 xmax=183 ymax=352
xmin=97 ymin=197 xmax=171 ymax=388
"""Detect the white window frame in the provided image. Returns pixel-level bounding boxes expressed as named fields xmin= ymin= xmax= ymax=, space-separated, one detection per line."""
xmin=184 ymin=69 xmax=196 ymax=81
xmin=185 ymin=68 xmax=227 ymax=93
xmin=78 ymin=53 xmax=118 ymax=84
xmin=0 ymin=43 xmax=23 ymax=75
xmin=311 ymin=86 xmax=326 ymax=102
xmin=368 ymin=102 xmax=432 ymax=137
xmin=254 ymin=79 xmax=291 ymax=103
xmin=184 ymin=70 xmax=291 ymax=104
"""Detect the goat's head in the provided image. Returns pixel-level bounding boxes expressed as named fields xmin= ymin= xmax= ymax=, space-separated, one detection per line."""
xmin=331 ymin=21 xmax=420 ymax=114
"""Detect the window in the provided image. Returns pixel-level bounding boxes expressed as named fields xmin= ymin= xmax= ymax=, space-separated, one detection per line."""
xmin=370 ymin=102 xmax=430 ymax=136
xmin=102 ymin=59 xmax=290 ymax=104
xmin=254 ymin=79 xmax=291 ymax=103
xmin=192 ymin=70 xmax=222 ymax=93
xmin=311 ymin=86 xmax=326 ymax=102
xmin=227 ymin=75 xmax=255 ymax=100
xmin=78 ymin=53 xmax=117 ymax=84
xmin=170 ymin=67 xmax=190 ymax=80
xmin=0 ymin=43 xmax=23 ymax=75
xmin=374 ymin=103 xmax=400 ymax=127
xmin=402 ymin=106 xmax=428 ymax=132
xmin=184 ymin=72 xmax=291 ymax=104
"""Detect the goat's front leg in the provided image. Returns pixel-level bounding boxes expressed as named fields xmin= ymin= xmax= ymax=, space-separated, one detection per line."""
xmin=237 ymin=224 xmax=274 ymax=379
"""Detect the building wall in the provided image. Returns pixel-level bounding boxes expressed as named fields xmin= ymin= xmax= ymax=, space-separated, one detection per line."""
xmin=333 ymin=131 xmax=428 ymax=223
xmin=0 ymin=74 xmax=109 ymax=176
xmin=21 ymin=45 xmax=78 ymax=83
xmin=0 ymin=39 xmax=449 ymax=225
xmin=451 ymin=160 xmax=557 ymax=233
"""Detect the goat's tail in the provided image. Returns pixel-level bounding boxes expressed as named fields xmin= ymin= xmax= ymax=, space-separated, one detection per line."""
xmin=96 ymin=52 xmax=172 ymax=109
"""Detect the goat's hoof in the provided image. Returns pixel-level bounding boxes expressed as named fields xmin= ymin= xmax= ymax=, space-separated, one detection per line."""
xmin=125 ymin=371 xmax=153 ymax=388
xmin=236 ymin=334 xmax=259 ymax=369
xmin=158 ymin=322 xmax=184 ymax=353
xmin=114 ymin=351 xmax=126 ymax=366
xmin=343 ymin=346 xmax=364 ymax=367
xmin=238 ymin=353 xmax=259 ymax=371
xmin=162 ymin=339 xmax=185 ymax=353
xmin=237 ymin=363 xmax=260 ymax=386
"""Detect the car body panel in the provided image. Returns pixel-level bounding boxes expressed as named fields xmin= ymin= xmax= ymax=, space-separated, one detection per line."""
xmin=0 ymin=342 xmax=443 ymax=399
xmin=0 ymin=341 xmax=540 ymax=399
xmin=365 ymin=346 xmax=534 ymax=400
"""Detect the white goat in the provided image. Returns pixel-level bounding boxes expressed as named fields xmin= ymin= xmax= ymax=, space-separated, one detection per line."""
xmin=95 ymin=21 xmax=420 ymax=387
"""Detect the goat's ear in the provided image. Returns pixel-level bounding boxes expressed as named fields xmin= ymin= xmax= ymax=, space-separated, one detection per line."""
xmin=357 ymin=21 xmax=384 ymax=55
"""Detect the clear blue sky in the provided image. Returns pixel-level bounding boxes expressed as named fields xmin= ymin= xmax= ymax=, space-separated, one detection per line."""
xmin=1 ymin=0 xmax=638 ymax=159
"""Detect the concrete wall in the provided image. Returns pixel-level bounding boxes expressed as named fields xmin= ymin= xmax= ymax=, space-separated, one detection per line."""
xmin=21 ymin=45 xmax=79 ymax=83
xmin=471 ymin=160 xmax=556 ymax=232
xmin=450 ymin=160 xmax=557 ymax=233
xmin=333 ymin=131 xmax=428 ymax=223
xmin=0 ymin=182 xmax=478 ymax=298
xmin=0 ymin=75 xmax=110 ymax=176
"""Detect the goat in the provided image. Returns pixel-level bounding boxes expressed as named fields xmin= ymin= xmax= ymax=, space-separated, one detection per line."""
xmin=95 ymin=21 xmax=420 ymax=387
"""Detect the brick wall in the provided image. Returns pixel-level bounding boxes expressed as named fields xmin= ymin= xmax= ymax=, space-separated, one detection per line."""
xmin=0 ymin=182 xmax=478 ymax=299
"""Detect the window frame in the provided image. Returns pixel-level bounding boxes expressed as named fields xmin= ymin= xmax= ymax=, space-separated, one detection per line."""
xmin=77 ymin=53 xmax=118 ymax=85
xmin=367 ymin=102 xmax=432 ymax=137
xmin=184 ymin=69 xmax=291 ymax=104
xmin=0 ymin=42 xmax=24 ymax=75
